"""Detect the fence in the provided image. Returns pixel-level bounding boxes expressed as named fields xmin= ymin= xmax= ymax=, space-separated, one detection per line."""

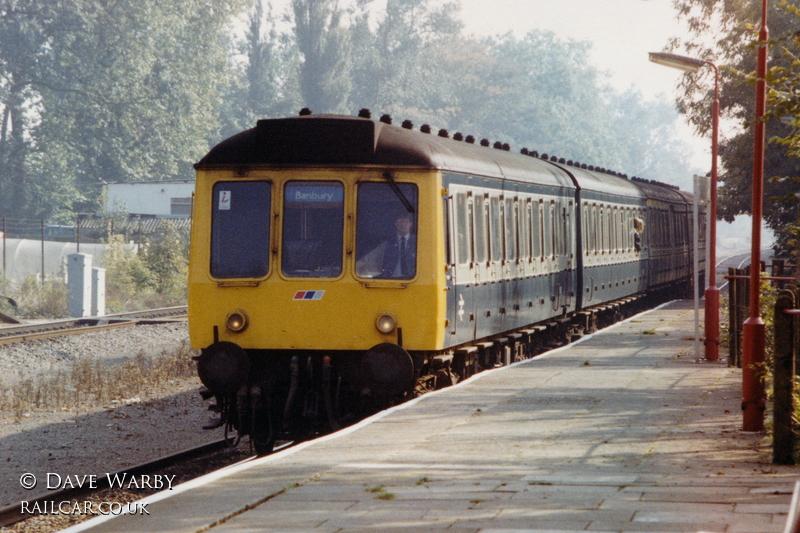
xmin=1 ymin=216 xmax=191 ymax=283
xmin=773 ymin=286 xmax=800 ymax=464
xmin=726 ymin=259 xmax=791 ymax=367
xmin=727 ymin=260 xmax=800 ymax=464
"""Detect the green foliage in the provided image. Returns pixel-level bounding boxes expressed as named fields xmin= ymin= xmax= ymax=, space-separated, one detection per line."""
xmin=103 ymin=235 xmax=153 ymax=312
xmin=103 ymin=228 xmax=188 ymax=313
xmin=0 ymin=0 xmax=247 ymax=219
xmin=292 ymin=0 xmax=353 ymax=113
xmin=0 ymin=275 xmax=68 ymax=319
xmin=668 ymin=0 xmax=800 ymax=247
xmin=141 ymin=221 xmax=188 ymax=301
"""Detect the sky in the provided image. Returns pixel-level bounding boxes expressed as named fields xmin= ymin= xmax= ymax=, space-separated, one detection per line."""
xmin=458 ymin=0 xmax=690 ymax=102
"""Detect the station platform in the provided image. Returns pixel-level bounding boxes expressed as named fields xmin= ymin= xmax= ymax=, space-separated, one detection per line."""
xmin=66 ymin=300 xmax=796 ymax=533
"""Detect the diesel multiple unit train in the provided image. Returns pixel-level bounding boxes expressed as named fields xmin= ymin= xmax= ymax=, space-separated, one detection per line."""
xmin=188 ymin=110 xmax=704 ymax=453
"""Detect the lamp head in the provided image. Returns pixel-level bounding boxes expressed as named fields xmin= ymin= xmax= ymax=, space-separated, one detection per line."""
xmin=648 ymin=52 xmax=705 ymax=73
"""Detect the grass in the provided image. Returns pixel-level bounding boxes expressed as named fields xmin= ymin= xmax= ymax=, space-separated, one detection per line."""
xmin=0 ymin=341 xmax=196 ymax=422
xmin=365 ymin=484 xmax=396 ymax=500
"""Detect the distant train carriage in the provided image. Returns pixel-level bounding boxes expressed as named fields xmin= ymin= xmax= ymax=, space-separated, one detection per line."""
xmin=188 ymin=111 xmax=702 ymax=453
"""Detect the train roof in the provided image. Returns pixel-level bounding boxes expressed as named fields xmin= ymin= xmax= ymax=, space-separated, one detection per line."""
xmin=196 ymin=113 xmax=689 ymax=204
xmin=196 ymin=114 xmax=574 ymax=188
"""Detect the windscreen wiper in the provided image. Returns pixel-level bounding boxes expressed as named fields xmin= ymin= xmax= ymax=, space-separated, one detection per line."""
xmin=382 ymin=171 xmax=415 ymax=213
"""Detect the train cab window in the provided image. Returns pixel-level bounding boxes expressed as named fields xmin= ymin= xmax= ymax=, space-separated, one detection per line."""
xmin=282 ymin=181 xmax=344 ymax=278
xmin=355 ymin=182 xmax=418 ymax=279
xmin=211 ymin=181 xmax=271 ymax=279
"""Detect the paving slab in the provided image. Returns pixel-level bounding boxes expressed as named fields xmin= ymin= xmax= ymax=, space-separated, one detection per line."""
xmin=62 ymin=300 xmax=797 ymax=533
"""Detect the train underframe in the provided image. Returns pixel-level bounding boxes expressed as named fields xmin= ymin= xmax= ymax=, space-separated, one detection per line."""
xmin=195 ymin=281 xmax=690 ymax=455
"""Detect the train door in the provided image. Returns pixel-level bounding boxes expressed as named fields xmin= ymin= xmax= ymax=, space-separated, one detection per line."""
xmin=447 ymin=186 xmax=478 ymax=345
xmin=560 ymin=198 xmax=576 ymax=313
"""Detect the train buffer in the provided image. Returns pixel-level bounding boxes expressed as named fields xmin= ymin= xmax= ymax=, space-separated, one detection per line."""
xmin=70 ymin=300 xmax=795 ymax=533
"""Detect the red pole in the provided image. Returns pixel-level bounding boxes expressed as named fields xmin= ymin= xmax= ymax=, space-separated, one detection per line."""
xmin=704 ymin=64 xmax=720 ymax=361
xmin=741 ymin=0 xmax=769 ymax=432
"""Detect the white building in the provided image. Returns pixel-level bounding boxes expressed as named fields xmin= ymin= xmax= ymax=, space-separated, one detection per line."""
xmin=105 ymin=180 xmax=194 ymax=217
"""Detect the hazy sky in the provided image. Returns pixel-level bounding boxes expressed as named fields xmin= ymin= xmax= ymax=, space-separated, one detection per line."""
xmin=458 ymin=0 xmax=689 ymax=101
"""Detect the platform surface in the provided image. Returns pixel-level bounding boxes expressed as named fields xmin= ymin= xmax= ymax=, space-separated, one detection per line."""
xmin=65 ymin=300 xmax=796 ymax=533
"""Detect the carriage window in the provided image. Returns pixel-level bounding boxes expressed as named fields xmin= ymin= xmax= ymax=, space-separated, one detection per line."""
xmin=504 ymin=198 xmax=516 ymax=261
xmin=455 ymin=193 xmax=470 ymax=266
xmin=489 ymin=197 xmax=502 ymax=262
xmin=282 ymin=181 xmax=344 ymax=278
xmin=544 ymin=202 xmax=553 ymax=257
xmin=473 ymin=196 xmax=487 ymax=263
xmin=355 ymin=182 xmax=418 ymax=279
xmin=535 ymin=201 xmax=543 ymax=259
xmin=519 ymin=200 xmax=530 ymax=262
xmin=211 ymin=181 xmax=271 ymax=278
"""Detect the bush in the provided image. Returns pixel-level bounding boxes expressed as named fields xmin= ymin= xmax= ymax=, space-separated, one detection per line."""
xmin=0 ymin=275 xmax=68 ymax=319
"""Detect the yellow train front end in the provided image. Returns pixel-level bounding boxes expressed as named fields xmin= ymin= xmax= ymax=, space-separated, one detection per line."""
xmin=187 ymin=115 xmax=449 ymax=451
xmin=188 ymin=167 xmax=446 ymax=352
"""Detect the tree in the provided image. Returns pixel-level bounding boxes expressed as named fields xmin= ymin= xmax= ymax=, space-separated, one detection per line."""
xmin=349 ymin=0 xmax=463 ymax=114
xmin=221 ymin=0 xmax=301 ymax=137
xmin=0 ymin=0 xmax=51 ymax=219
xmin=668 ymin=0 xmax=800 ymax=247
xmin=0 ymin=0 xmax=246 ymax=220
xmin=292 ymin=0 xmax=352 ymax=113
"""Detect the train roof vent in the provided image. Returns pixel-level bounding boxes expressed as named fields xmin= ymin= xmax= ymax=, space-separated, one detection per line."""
xmin=581 ymin=163 xmax=587 ymax=169
xmin=540 ymin=153 xmax=548 ymax=159
xmin=465 ymin=135 xmax=476 ymax=144
xmin=380 ymin=114 xmax=392 ymax=124
xmin=550 ymin=155 xmax=558 ymax=162
xmin=420 ymin=124 xmax=431 ymax=134
xmin=567 ymin=160 xmax=574 ymax=166
xmin=358 ymin=108 xmax=371 ymax=118
xmin=438 ymin=129 xmax=449 ymax=138
xmin=493 ymin=141 xmax=503 ymax=149
xmin=299 ymin=108 xmax=312 ymax=116
xmin=252 ymin=117 xmax=378 ymax=164
xmin=502 ymin=143 xmax=510 ymax=151
xmin=401 ymin=119 xmax=413 ymax=129
xmin=558 ymin=157 xmax=566 ymax=164
xmin=521 ymin=147 xmax=529 ymax=155
xmin=480 ymin=138 xmax=490 ymax=147
xmin=454 ymin=132 xmax=464 ymax=141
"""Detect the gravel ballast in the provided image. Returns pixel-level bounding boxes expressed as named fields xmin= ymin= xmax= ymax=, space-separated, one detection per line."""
xmin=0 ymin=322 xmax=225 ymax=509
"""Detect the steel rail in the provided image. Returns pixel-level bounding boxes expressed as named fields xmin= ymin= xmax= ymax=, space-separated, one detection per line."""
xmin=0 ymin=438 xmax=247 ymax=529
xmin=0 ymin=306 xmax=187 ymax=346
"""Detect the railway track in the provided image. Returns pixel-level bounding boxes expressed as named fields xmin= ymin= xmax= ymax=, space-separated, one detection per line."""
xmin=0 ymin=438 xmax=252 ymax=530
xmin=0 ymin=306 xmax=187 ymax=346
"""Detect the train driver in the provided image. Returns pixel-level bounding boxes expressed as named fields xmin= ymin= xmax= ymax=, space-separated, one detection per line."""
xmin=356 ymin=212 xmax=417 ymax=279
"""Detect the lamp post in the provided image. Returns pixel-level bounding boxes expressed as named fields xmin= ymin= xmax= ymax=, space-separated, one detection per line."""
xmin=741 ymin=0 xmax=769 ymax=432
xmin=649 ymin=51 xmax=720 ymax=362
